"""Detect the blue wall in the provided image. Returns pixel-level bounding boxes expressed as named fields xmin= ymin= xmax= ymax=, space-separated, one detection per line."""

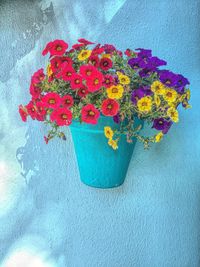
xmin=0 ymin=0 xmax=200 ymax=266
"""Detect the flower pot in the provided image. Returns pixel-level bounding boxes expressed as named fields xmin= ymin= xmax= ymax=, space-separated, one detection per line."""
xmin=70 ymin=116 xmax=141 ymax=189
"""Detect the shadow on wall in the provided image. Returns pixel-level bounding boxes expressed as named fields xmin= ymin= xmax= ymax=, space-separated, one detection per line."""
xmin=1 ymin=0 xmax=128 ymax=265
xmin=0 ymin=0 xmax=54 ymax=82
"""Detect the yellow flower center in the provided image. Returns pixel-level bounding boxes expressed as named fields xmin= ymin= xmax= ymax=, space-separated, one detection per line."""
xmin=112 ymin=87 xmax=118 ymax=93
xmin=75 ymin=79 xmax=80 ymax=84
xmin=67 ymin=72 xmax=72 ymax=77
xmin=166 ymin=92 xmax=172 ymax=97
xmin=88 ymin=111 xmax=95 ymax=116
xmin=56 ymin=46 xmax=62 ymax=51
xmin=49 ymin=99 xmax=55 ymax=104
xmin=94 ymin=78 xmax=99 ymax=85
xmin=61 ymin=114 xmax=68 ymax=119
xmin=86 ymin=70 xmax=92 ymax=75
xmin=142 ymin=101 xmax=148 ymax=106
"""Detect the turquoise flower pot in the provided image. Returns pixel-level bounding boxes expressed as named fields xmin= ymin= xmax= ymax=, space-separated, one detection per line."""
xmin=70 ymin=116 xmax=141 ymax=189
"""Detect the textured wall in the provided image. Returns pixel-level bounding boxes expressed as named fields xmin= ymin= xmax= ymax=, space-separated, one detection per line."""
xmin=0 ymin=0 xmax=200 ymax=266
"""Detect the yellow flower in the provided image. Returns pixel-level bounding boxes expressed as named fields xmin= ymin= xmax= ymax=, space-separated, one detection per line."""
xmin=167 ymin=107 xmax=179 ymax=122
xmin=154 ymin=95 xmax=161 ymax=107
xmin=186 ymin=89 xmax=191 ymax=100
xmin=107 ymin=85 xmax=124 ymax=99
xmin=108 ymin=139 xmax=118 ymax=150
xmin=137 ymin=96 xmax=152 ymax=113
xmin=182 ymin=100 xmax=192 ymax=109
xmin=47 ymin=64 xmax=53 ymax=77
xmin=78 ymin=49 xmax=92 ymax=61
xmin=177 ymin=93 xmax=185 ymax=103
xmin=155 ymin=132 xmax=163 ymax=143
xmin=117 ymin=72 xmax=130 ymax=85
xmin=163 ymin=88 xmax=177 ymax=103
xmin=104 ymin=126 xmax=114 ymax=139
xmin=151 ymin=81 xmax=165 ymax=95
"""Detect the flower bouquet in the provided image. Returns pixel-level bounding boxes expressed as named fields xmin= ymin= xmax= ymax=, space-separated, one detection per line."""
xmin=19 ymin=38 xmax=190 ymax=188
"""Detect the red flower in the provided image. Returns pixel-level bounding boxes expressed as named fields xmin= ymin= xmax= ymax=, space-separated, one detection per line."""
xmin=78 ymin=38 xmax=94 ymax=45
xmin=31 ymin=68 xmax=45 ymax=84
xmin=86 ymin=71 xmax=103 ymax=92
xmin=101 ymin=98 xmax=119 ymax=116
xmin=103 ymin=74 xmax=114 ymax=88
xmin=99 ymin=57 xmax=113 ymax=71
xmin=81 ymin=104 xmax=100 ymax=124
xmin=77 ymin=86 xmax=89 ymax=98
xmin=61 ymin=95 xmax=74 ymax=108
xmin=35 ymin=101 xmax=47 ymax=121
xmin=42 ymin=40 xmax=68 ymax=57
xmin=70 ymin=73 xmax=83 ymax=89
xmin=117 ymin=50 xmax=123 ymax=57
xmin=48 ymin=73 xmax=56 ymax=82
xmin=19 ymin=105 xmax=28 ymax=122
xmin=72 ymin=43 xmax=85 ymax=50
xmin=42 ymin=92 xmax=61 ymax=109
xmin=42 ymin=41 xmax=53 ymax=56
xmin=26 ymin=101 xmax=37 ymax=119
xmin=88 ymin=55 xmax=99 ymax=67
xmin=30 ymin=83 xmax=42 ymax=99
xmin=124 ymin=49 xmax=131 ymax=57
xmin=91 ymin=47 xmax=104 ymax=55
xmin=50 ymin=56 xmax=73 ymax=73
xmin=79 ymin=64 xmax=97 ymax=78
xmin=61 ymin=65 xmax=75 ymax=81
xmin=44 ymin=136 xmax=49 ymax=144
xmin=50 ymin=107 xmax=72 ymax=126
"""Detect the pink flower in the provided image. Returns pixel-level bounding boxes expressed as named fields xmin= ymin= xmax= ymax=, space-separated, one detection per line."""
xmin=19 ymin=105 xmax=28 ymax=122
xmin=50 ymin=107 xmax=72 ymax=126
xmin=31 ymin=68 xmax=45 ymax=84
xmin=103 ymin=74 xmax=114 ymax=88
xmin=70 ymin=73 xmax=83 ymax=89
xmin=29 ymin=83 xmax=42 ymax=99
xmin=26 ymin=101 xmax=37 ymax=119
xmin=42 ymin=40 xmax=68 ymax=57
xmin=86 ymin=71 xmax=103 ymax=92
xmin=42 ymin=92 xmax=61 ymax=109
xmin=61 ymin=65 xmax=75 ymax=81
xmin=79 ymin=65 xmax=97 ymax=79
xmin=61 ymin=95 xmax=74 ymax=108
xmin=81 ymin=104 xmax=100 ymax=124
xmin=78 ymin=38 xmax=94 ymax=45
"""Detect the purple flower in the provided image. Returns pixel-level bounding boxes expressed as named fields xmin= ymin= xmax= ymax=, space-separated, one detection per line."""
xmin=142 ymin=85 xmax=153 ymax=96
xmin=131 ymin=86 xmax=153 ymax=105
xmin=147 ymin=56 xmax=167 ymax=68
xmin=113 ymin=113 xmax=120 ymax=124
xmin=152 ymin=118 xmax=172 ymax=134
xmin=113 ymin=75 xmax=119 ymax=84
xmin=139 ymin=65 xmax=156 ymax=77
xmin=136 ymin=48 xmax=152 ymax=60
xmin=128 ymin=58 xmax=145 ymax=70
xmin=131 ymin=88 xmax=145 ymax=104
xmin=176 ymin=74 xmax=189 ymax=87
xmin=158 ymin=70 xmax=178 ymax=87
